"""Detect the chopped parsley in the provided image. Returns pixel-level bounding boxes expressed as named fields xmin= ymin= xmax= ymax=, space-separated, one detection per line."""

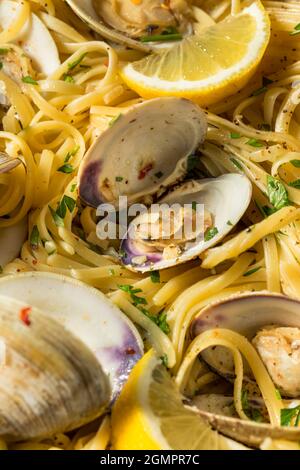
xmin=63 ymin=74 xmax=75 ymax=83
xmin=0 ymin=63 xmax=3 ymax=71
xmin=160 ymin=354 xmax=169 ymax=368
xmin=70 ymin=183 xmax=77 ymax=193
xmin=267 ymin=175 xmax=290 ymax=211
xmin=230 ymin=132 xmax=241 ymax=139
xmin=64 ymin=145 xmax=79 ymax=163
xmin=204 ymin=226 xmax=218 ymax=242
xmin=118 ymin=284 xmax=170 ymax=334
xmin=49 ymin=206 xmax=64 ymax=227
xmin=22 ymin=76 xmax=38 ymax=85
xmin=242 ymin=389 xmax=263 ymax=423
xmin=281 ymin=405 xmax=300 ymax=426
xmin=58 ymin=163 xmax=74 ymax=174
xmin=68 ymin=53 xmax=87 ymax=70
xmin=230 ymin=157 xmax=243 ymax=171
xmin=109 ymin=114 xmax=122 ymax=127
xmin=246 ymin=138 xmax=264 ymax=147
xmin=30 ymin=225 xmax=40 ymax=249
xmin=290 ymin=23 xmax=300 ymax=36
xmin=275 ymin=389 xmax=282 ymax=400
xmin=288 ymin=179 xmax=300 ymax=189
xmin=291 ymin=160 xmax=300 ymax=168
xmin=115 ymin=176 xmax=123 ymax=182
xmin=140 ymin=27 xmax=182 ymax=43
xmin=56 ymin=195 xmax=76 ymax=219
xmin=243 ymin=266 xmax=261 ymax=277
xmin=252 ymin=77 xmax=274 ymax=96
xmin=0 ymin=48 xmax=9 ymax=55
xmin=150 ymin=270 xmax=160 ymax=283
xmin=227 ymin=220 xmax=233 ymax=226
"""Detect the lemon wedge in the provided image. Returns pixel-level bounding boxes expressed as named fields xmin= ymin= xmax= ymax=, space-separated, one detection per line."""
xmin=111 ymin=350 xmax=246 ymax=450
xmin=121 ymin=1 xmax=270 ymax=105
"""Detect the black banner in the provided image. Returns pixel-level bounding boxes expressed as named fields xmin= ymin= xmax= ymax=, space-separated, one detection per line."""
xmin=0 ymin=450 xmax=296 ymax=468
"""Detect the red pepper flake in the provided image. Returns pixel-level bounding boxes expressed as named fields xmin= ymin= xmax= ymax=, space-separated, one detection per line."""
xmin=138 ymin=163 xmax=153 ymax=180
xmin=126 ymin=347 xmax=136 ymax=355
xmin=19 ymin=307 xmax=32 ymax=326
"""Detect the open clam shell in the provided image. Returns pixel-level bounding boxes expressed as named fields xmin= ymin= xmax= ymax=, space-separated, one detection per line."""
xmin=65 ymin=0 xmax=195 ymax=51
xmin=0 ymin=1 xmax=60 ymax=75
xmin=191 ymin=406 xmax=300 ymax=448
xmin=190 ymin=293 xmax=300 ymax=447
xmin=65 ymin=0 xmax=151 ymax=51
xmin=191 ymin=292 xmax=300 ymax=382
xmin=78 ymin=97 xmax=207 ymax=208
xmin=121 ymin=174 xmax=252 ymax=272
xmin=0 ymin=272 xmax=143 ymax=400
xmin=0 ymin=295 xmax=110 ymax=441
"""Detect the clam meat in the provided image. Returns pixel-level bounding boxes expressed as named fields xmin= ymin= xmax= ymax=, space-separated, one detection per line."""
xmin=0 ymin=1 xmax=60 ymax=76
xmin=120 ymin=174 xmax=252 ymax=272
xmin=65 ymin=0 xmax=199 ymax=51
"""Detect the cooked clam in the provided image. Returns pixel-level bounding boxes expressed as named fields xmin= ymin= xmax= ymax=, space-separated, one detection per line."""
xmin=78 ymin=97 xmax=207 ymax=207
xmin=0 ymin=1 xmax=60 ymax=75
xmin=189 ymin=293 xmax=300 ymax=446
xmin=0 ymin=272 xmax=143 ymax=399
xmin=121 ymin=174 xmax=252 ymax=272
xmin=0 ymin=295 xmax=110 ymax=441
xmin=65 ymin=0 xmax=195 ymax=51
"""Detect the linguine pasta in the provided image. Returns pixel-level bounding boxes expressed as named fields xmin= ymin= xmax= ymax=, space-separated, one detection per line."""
xmin=0 ymin=0 xmax=300 ymax=450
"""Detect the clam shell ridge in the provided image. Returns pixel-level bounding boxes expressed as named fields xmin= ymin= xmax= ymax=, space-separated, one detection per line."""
xmin=0 ymin=295 xmax=110 ymax=441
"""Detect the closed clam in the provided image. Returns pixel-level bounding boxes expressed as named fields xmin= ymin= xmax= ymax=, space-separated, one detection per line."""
xmin=0 ymin=272 xmax=143 ymax=400
xmin=0 ymin=295 xmax=110 ymax=441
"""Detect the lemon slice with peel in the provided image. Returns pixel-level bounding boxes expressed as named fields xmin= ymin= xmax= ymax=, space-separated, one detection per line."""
xmin=121 ymin=1 xmax=270 ymax=106
xmin=111 ymin=350 xmax=247 ymax=450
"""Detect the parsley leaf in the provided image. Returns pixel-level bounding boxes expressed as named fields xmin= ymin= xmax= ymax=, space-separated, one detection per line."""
xmin=290 ymin=23 xmax=300 ymax=36
xmin=243 ymin=266 xmax=261 ymax=277
xmin=30 ymin=225 xmax=40 ymax=249
xmin=64 ymin=146 xmax=79 ymax=163
xmin=56 ymin=195 xmax=76 ymax=219
xmin=58 ymin=163 xmax=74 ymax=174
xmin=0 ymin=48 xmax=9 ymax=55
xmin=230 ymin=132 xmax=241 ymax=139
xmin=68 ymin=53 xmax=87 ymax=70
xmin=63 ymin=74 xmax=75 ymax=83
xmin=230 ymin=157 xmax=243 ymax=171
xmin=291 ymin=160 xmax=300 ymax=168
xmin=160 ymin=354 xmax=169 ymax=368
xmin=49 ymin=206 xmax=64 ymax=227
xmin=281 ymin=406 xmax=300 ymax=426
xmin=150 ymin=270 xmax=160 ymax=283
xmin=115 ymin=176 xmax=123 ymax=182
xmin=267 ymin=175 xmax=290 ymax=211
xmin=289 ymin=179 xmax=300 ymax=189
xmin=204 ymin=226 xmax=218 ymax=242
xmin=246 ymin=138 xmax=264 ymax=147
xmin=22 ymin=76 xmax=38 ymax=85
